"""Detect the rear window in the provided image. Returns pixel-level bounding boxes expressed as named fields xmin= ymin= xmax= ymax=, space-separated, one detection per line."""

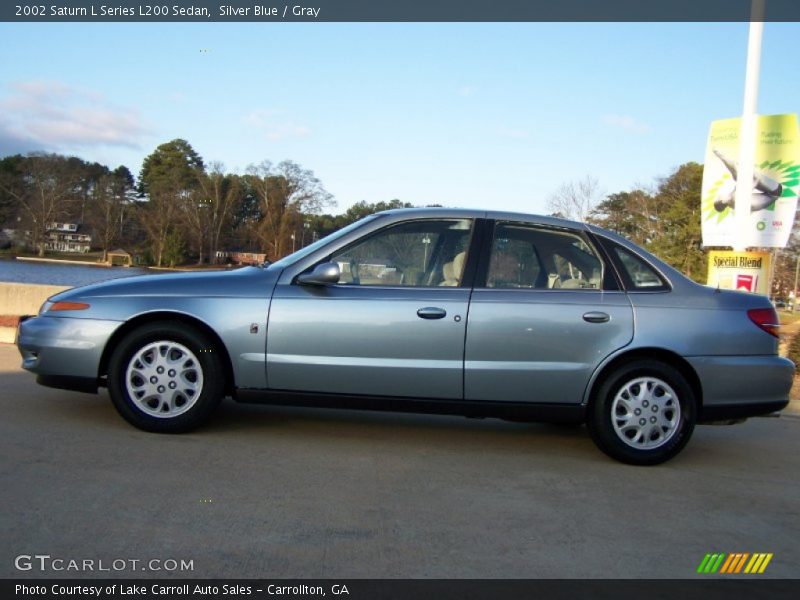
xmin=612 ymin=245 xmax=669 ymax=291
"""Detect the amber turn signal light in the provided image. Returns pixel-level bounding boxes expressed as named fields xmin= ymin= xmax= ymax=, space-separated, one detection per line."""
xmin=49 ymin=301 xmax=90 ymax=312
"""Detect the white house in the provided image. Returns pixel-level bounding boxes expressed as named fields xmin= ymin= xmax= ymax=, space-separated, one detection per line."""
xmin=45 ymin=222 xmax=92 ymax=253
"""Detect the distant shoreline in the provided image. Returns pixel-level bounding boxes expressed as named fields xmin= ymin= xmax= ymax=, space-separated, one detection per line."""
xmin=12 ymin=256 xmax=228 ymax=272
xmin=15 ymin=256 xmax=115 ymax=267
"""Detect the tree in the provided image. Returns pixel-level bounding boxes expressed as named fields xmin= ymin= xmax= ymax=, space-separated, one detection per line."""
xmin=770 ymin=206 xmax=800 ymax=298
xmin=647 ymin=162 xmax=706 ymax=282
xmin=589 ymin=189 xmax=659 ymax=246
xmin=0 ymin=153 xmax=83 ymax=256
xmin=138 ymin=139 xmax=204 ymax=267
xmin=342 ymin=199 xmax=413 ymax=223
xmin=87 ymin=166 xmax=135 ymax=262
xmin=307 ymin=199 xmax=414 ymax=242
xmin=193 ymin=163 xmax=243 ymax=264
xmin=0 ymin=154 xmax=25 ymax=228
xmin=229 ymin=181 xmax=262 ymax=253
xmin=547 ymin=175 xmax=602 ymax=222
xmin=162 ymin=228 xmax=186 ymax=268
xmin=245 ymin=160 xmax=333 ymax=261
xmin=72 ymin=159 xmax=110 ymax=223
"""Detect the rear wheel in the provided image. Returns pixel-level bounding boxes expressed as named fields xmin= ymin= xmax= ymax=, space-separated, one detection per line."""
xmin=107 ymin=322 xmax=225 ymax=432
xmin=587 ymin=360 xmax=696 ymax=465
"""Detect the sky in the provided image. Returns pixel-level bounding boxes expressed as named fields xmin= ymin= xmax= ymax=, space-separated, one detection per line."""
xmin=0 ymin=21 xmax=799 ymax=216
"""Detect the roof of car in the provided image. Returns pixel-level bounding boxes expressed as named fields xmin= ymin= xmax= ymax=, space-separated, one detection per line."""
xmin=375 ymin=207 xmax=588 ymax=230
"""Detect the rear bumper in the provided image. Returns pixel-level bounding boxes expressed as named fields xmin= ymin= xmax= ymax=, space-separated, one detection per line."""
xmin=699 ymin=400 xmax=788 ymax=422
xmin=17 ymin=314 xmax=122 ymax=394
xmin=686 ymin=355 xmax=795 ymax=421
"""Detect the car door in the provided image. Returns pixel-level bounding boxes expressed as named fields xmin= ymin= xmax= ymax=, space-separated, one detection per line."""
xmin=464 ymin=220 xmax=634 ymax=404
xmin=266 ymin=217 xmax=475 ymax=399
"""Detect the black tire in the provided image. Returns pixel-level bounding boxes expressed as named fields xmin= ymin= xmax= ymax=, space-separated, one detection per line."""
xmin=107 ymin=321 xmax=225 ymax=433
xmin=587 ymin=360 xmax=696 ymax=465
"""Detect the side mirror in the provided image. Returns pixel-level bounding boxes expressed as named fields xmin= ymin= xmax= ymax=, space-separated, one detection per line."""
xmin=297 ymin=262 xmax=340 ymax=286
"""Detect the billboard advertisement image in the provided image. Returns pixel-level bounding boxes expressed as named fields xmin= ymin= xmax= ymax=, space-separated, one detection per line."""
xmin=701 ymin=114 xmax=800 ymax=248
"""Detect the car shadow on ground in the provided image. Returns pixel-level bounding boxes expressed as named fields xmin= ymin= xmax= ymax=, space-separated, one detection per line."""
xmin=6 ymin=366 xmax=792 ymax=469
xmin=9 ymin=370 xmax=603 ymax=462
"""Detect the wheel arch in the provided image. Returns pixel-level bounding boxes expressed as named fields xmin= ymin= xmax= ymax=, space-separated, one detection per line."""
xmin=585 ymin=347 xmax=703 ymax=413
xmin=98 ymin=311 xmax=236 ymax=395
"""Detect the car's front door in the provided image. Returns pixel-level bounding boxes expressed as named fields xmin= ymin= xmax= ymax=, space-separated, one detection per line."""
xmin=266 ymin=218 xmax=475 ymax=399
xmin=464 ymin=220 xmax=634 ymax=404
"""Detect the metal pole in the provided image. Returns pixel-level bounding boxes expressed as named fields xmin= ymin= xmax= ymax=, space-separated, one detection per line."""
xmin=733 ymin=0 xmax=765 ymax=252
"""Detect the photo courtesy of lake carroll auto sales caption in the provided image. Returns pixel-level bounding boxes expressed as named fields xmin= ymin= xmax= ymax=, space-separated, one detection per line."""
xmin=15 ymin=583 xmax=350 ymax=596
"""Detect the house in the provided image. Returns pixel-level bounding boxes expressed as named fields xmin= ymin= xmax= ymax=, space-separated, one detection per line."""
xmin=220 ymin=251 xmax=268 ymax=265
xmin=45 ymin=222 xmax=92 ymax=253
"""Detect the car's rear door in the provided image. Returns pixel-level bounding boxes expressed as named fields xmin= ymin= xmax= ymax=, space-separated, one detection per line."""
xmin=464 ymin=220 xmax=634 ymax=404
xmin=266 ymin=217 xmax=477 ymax=399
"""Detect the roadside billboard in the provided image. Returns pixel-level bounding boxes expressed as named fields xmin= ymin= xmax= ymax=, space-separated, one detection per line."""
xmin=706 ymin=250 xmax=772 ymax=295
xmin=701 ymin=114 xmax=800 ymax=248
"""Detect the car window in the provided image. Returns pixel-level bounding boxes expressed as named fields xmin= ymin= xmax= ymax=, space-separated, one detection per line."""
xmin=486 ymin=223 xmax=603 ymax=289
xmin=331 ymin=219 xmax=473 ymax=287
xmin=612 ymin=245 xmax=669 ymax=290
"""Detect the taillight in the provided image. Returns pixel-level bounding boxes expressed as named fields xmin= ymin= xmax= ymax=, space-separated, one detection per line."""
xmin=747 ymin=308 xmax=780 ymax=338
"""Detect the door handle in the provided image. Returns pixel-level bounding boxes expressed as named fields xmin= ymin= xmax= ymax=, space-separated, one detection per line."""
xmin=417 ymin=307 xmax=447 ymax=320
xmin=583 ymin=311 xmax=610 ymax=323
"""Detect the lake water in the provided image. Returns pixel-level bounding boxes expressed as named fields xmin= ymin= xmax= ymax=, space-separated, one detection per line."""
xmin=0 ymin=258 xmax=148 ymax=287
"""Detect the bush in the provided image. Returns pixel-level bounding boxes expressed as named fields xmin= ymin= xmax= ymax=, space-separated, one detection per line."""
xmin=162 ymin=230 xmax=186 ymax=268
xmin=787 ymin=330 xmax=800 ymax=367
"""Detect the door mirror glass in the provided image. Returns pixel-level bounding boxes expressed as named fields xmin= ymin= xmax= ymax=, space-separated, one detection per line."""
xmin=297 ymin=262 xmax=341 ymax=286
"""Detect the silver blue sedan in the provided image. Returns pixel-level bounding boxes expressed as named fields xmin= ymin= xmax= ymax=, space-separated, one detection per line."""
xmin=17 ymin=208 xmax=794 ymax=464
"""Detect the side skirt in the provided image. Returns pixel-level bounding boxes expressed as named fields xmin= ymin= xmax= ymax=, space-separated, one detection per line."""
xmin=235 ymin=389 xmax=586 ymax=424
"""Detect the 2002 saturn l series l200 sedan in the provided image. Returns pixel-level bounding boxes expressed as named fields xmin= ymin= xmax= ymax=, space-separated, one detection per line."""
xmin=17 ymin=208 xmax=794 ymax=464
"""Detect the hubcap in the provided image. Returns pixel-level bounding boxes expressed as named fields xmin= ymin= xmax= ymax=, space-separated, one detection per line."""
xmin=125 ymin=341 xmax=203 ymax=418
xmin=611 ymin=376 xmax=681 ymax=450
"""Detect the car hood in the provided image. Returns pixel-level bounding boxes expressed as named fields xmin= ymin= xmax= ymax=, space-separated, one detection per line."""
xmin=49 ymin=265 xmax=281 ymax=302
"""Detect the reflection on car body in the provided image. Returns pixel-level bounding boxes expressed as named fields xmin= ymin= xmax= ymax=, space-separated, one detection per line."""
xmin=17 ymin=208 xmax=794 ymax=464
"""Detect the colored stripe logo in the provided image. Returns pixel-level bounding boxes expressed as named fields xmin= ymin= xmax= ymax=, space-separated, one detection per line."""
xmin=697 ymin=553 xmax=773 ymax=574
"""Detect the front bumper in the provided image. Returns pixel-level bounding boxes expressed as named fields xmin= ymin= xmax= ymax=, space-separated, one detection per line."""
xmin=686 ymin=355 xmax=795 ymax=421
xmin=17 ymin=314 xmax=123 ymax=394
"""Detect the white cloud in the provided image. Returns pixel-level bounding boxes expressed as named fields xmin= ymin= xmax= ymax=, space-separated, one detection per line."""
xmin=602 ymin=114 xmax=651 ymax=134
xmin=168 ymin=91 xmax=187 ymax=103
xmin=0 ymin=80 xmax=148 ymax=152
xmin=457 ymin=85 xmax=478 ymax=97
xmin=244 ymin=109 xmax=311 ymax=141
xmin=497 ymin=127 xmax=530 ymax=139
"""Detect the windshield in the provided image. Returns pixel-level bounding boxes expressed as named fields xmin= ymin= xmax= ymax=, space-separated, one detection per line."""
xmin=269 ymin=214 xmax=383 ymax=269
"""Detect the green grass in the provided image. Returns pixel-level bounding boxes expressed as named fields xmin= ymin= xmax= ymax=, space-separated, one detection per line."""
xmin=780 ymin=311 xmax=800 ymax=326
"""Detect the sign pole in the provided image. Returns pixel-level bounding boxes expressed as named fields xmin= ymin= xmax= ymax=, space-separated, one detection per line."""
xmin=733 ymin=0 xmax=765 ymax=252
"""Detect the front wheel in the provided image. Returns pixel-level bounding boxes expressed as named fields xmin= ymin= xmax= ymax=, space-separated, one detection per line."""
xmin=587 ymin=360 xmax=696 ymax=465
xmin=107 ymin=322 xmax=225 ymax=433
